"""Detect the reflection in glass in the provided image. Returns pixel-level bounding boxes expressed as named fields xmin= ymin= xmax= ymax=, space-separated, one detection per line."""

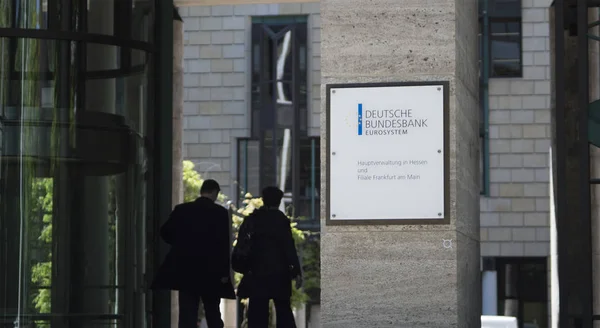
xmin=490 ymin=22 xmax=520 ymax=34
xmin=478 ymin=0 xmax=522 ymax=78
xmin=237 ymin=139 xmax=260 ymax=199
xmin=496 ymin=258 xmax=548 ymax=328
xmin=488 ymin=0 xmax=521 ymax=18
xmin=479 ymin=136 xmax=484 ymax=194
xmin=237 ymin=137 xmax=320 ymax=225
xmin=491 ymin=61 xmax=521 ymax=77
xmin=0 ymin=23 xmax=150 ymax=328
xmin=250 ymin=18 xmax=308 ymax=136
xmin=1 ymin=0 xmax=153 ymax=43
xmin=490 ymin=37 xmax=520 ymax=60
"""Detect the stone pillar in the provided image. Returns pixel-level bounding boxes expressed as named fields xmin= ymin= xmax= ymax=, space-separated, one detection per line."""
xmin=482 ymin=271 xmax=498 ymax=316
xmin=320 ymin=1 xmax=481 ymax=327
xmin=171 ymin=12 xmax=184 ymax=328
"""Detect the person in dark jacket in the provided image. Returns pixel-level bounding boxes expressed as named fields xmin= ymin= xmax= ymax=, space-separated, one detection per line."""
xmin=236 ymin=186 xmax=303 ymax=328
xmin=151 ymin=179 xmax=235 ymax=328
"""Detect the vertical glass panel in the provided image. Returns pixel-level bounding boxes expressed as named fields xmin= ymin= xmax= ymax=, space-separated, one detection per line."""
xmin=296 ymin=24 xmax=308 ymax=135
xmin=266 ymin=129 xmax=294 ymax=211
xmin=274 ymin=29 xmax=293 ymax=83
xmin=0 ymin=1 xmax=13 ymax=28
xmin=495 ymin=259 xmax=548 ymax=328
xmin=276 ymin=82 xmax=294 ymax=128
xmin=236 ymin=139 xmax=260 ymax=202
xmin=15 ymin=0 xmax=47 ymax=29
xmin=0 ymin=37 xmax=149 ymax=328
xmin=250 ymin=20 xmax=308 ymax=137
xmin=522 ymin=302 xmax=547 ymax=327
xmin=480 ymin=136 xmax=485 ymax=194
xmin=296 ymin=137 xmax=320 ymax=223
xmin=260 ymin=129 xmax=294 ymax=211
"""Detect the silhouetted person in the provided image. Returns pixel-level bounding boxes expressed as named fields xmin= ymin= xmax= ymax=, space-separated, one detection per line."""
xmin=236 ymin=186 xmax=302 ymax=328
xmin=152 ymin=179 xmax=235 ymax=328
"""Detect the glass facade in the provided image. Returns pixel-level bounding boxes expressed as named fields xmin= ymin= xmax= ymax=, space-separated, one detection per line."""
xmin=242 ymin=16 xmax=321 ymax=230
xmin=237 ymin=136 xmax=320 ymax=229
xmin=0 ymin=0 xmax=170 ymax=327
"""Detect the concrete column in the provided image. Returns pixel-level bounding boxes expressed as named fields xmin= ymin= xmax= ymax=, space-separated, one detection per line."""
xmin=320 ymin=1 xmax=481 ymax=327
xmin=482 ymin=271 xmax=498 ymax=316
xmin=171 ymin=14 xmax=184 ymax=328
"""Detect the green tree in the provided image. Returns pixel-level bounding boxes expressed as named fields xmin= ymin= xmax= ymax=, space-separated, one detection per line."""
xmin=30 ymin=178 xmax=53 ymax=328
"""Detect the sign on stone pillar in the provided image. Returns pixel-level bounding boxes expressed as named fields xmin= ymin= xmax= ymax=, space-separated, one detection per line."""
xmin=326 ymin=82 xmax=449 ymax=225
xmin=320 ymin=0 xmax=481 ymax=326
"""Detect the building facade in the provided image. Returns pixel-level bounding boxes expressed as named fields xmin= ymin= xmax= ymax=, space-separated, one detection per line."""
xmin=180 ymin=0 xmax=552 ymax=326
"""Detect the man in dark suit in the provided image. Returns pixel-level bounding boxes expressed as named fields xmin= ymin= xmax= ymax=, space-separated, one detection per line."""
xmin=152 ymin=179 xmax=235 ymax=328
xmin=236 ymin=186 xmax=303 ymax=328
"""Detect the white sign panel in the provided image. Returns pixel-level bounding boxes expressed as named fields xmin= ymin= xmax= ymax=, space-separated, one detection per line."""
xmin=328 ymin=83 xmax=447 ymax=223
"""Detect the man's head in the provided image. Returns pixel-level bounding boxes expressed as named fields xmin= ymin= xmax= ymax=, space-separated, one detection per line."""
xmin=200 ymin=179 xmax=220 ymax=201
xmin=262 ymin=186 xmax=284 ymax=208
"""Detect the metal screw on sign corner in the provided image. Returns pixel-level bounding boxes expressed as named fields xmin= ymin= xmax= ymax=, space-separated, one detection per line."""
xmin=438 ymin=213 xmax=442 ymax=216
xmin=443 ymin=239 xmax=453 ymax=249
xmin=438 ymin=149 xmax=442 ymax=153
xmin=437 ymin=87 xmax=441 ymax=91
xmin=332 ymin=90 xmax=336 ymax=94
xmin=332 ymin=152 xmax=336 ymax=155
xmin=332 ymin=214 xmax=337 ymax=218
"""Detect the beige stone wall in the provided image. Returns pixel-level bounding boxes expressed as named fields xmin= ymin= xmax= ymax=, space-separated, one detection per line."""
xmin=180 ymin=3 xmax=320 ymax=198
xmin=480 ymin=0 xmax=552 ymax=257
xmin=320 ymin=0 xmax=481 ymax=326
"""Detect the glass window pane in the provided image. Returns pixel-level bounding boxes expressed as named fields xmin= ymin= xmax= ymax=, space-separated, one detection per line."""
xmin=491 ymin=60 xmax=521 ymax=77
xmin=491 ymin=36 xmax=520 ymax=60
xmin=0 ymin=35 xmax=149 ymax=328
xmin=250 ymin=20 xmax=308 ymax=137
xmin=237 ymin=139 xmax=260 ymax=201
xmin=296 ymin=138 xmax=320 ymax=223
xmin=274 ymin=30 xmax=294 ymax=83
xmin=489 ymin=0 xmax=521 ymax=18
xmin=523 ymin=302 xmax=548 ymax=328
xmin=491 ymin=21 xmax=520 ymax=34
xmin=480 ymin=136 xmax=485 ymax=193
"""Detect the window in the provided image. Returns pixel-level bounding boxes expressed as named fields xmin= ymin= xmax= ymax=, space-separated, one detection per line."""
xmin=495 ymin=258 xmax=548 ymax=328
xmin=250 ymin=16 xmax=308 ymax=137
xmin=237 ymin=137 xmax=321 ymax=230
xmin=478 ymin=14 xmax=489 ymax=195
xmin=241 ymin=16 xmax=318 ymax=230
xmin=478 ymin=0 xmax=521 ymax=194
xmin=479 ymin=0 xmax=522 ymax=78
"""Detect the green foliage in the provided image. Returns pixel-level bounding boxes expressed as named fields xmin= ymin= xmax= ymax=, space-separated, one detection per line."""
xmin=300 ymin=234 xmax=321 ymax=302
xmin=29 ymin=178 xmax=53 ymax=315
xmin=183 ymin=160 xmax=227 ymax=203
